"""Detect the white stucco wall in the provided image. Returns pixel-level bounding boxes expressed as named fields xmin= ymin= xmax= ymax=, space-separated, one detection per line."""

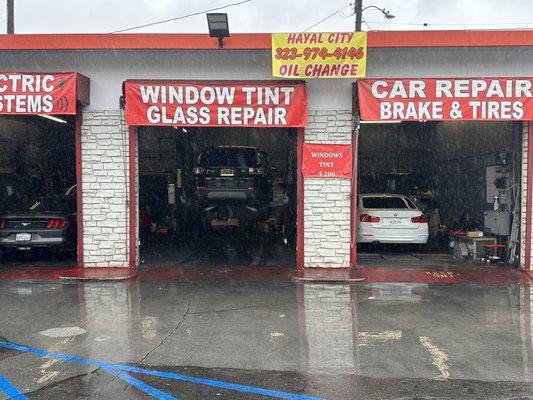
xmin=3 ymin=46 xmax=533 ymax=110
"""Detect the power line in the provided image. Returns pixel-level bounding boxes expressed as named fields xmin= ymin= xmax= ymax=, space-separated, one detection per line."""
xmin=111 ymin=0 xmax=253 ymax=33
xmin=303 ymin=3 xmax=353 ymax=32
xmin=364 ymin=20 xmax=533 ymax=27
xmin=339 ymin=6 xmax=355 ymax=19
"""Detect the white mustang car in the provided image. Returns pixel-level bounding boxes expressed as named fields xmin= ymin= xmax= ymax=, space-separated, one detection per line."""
xmin=357 ymin=193 xmax=429 ymax=245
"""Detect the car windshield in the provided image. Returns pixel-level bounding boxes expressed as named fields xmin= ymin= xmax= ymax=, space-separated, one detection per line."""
xmin=198 ymin=147 xmax=258 ymax=168
xmin=362 ymin=196 xmax=412 ymax=209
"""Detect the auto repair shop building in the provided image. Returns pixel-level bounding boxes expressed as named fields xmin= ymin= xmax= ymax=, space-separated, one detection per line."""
xmin=1 ymin=30 xmax=533 ymax=274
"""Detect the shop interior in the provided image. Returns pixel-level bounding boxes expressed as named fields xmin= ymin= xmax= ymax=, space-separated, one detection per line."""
xmin=358 ymin=121 xmax=523 ymax=267
xmin=138 ymin=126 xmax=297 ymax=268
xmin=0 ymin=115 xmax=77 ymax=266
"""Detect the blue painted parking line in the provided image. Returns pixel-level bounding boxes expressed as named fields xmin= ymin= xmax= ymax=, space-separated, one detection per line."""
xmin=102 ymin=366 xmax=178 ymax=400
xmin=114 ymin=364 xmax=320 ymax=400
xmin=0 ymin=340 xmax=325 ymax=400
xmin=0 ymin=374 xmax=27 ymax=399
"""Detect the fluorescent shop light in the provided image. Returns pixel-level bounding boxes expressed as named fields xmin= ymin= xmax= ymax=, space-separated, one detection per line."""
xmin=38 ymin=114 xmax=67 ymax=124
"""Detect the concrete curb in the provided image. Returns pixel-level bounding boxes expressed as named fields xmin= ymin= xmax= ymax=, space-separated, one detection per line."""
xmin=59 ymin=268 xmax=138 ymax=281
xmin=291 ymin=268 xmax=367 ymax=283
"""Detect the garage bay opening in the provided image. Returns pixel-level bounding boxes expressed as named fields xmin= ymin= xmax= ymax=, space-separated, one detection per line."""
xmin=0 ymin=115 xmax=77 ymax=267
xmin=138 ymin=126 xmax=297 ymax=269
xmin=358 ymin=121 xmax=523 ymax=268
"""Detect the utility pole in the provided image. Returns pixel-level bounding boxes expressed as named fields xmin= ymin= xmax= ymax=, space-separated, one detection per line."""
xmin=7 ymin=0 xmax=14 ymax=34
xmin=354 ymin=0 xmax=362 ymax=31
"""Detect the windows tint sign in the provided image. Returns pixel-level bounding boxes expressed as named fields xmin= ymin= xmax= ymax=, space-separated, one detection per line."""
xmin=302 ymin=144 xmax=353 ymax=178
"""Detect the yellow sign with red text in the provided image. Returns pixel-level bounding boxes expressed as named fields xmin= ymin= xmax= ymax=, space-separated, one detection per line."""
xmin=272 ymin=32 xmax=367 ymax=79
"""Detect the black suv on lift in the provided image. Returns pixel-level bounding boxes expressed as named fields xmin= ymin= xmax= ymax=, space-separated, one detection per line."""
xmin=193 ymin=146 xmax=273 ymax=221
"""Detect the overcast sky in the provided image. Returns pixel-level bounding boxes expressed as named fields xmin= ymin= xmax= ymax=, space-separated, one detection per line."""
xmin=1 ymin=0 xmax=532 ymax=34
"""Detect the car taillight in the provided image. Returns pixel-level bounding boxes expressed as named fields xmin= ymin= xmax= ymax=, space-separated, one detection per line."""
xmin=47 ymin=218 xmax=68 ymax=229
xmin=360 ymin=214 xmax=380 ymax=223
xmin=193 ymin=167 xmax=205 ymax=175
xmin=411 ymin=214 xmax=428 ymax=223
xmin=0 ymin=219 xmax=5 ymax=229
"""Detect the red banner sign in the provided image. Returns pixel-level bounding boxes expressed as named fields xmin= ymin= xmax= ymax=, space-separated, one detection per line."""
xmin=302 ymin=144 xmax=352 ymax=178
xmin=358 ymin=78 xmax=533 ymax=121
xmin=0 ymin=72 xmax=78 ymax=115
xmin=124 ymin=81 xmax=308 ymax=127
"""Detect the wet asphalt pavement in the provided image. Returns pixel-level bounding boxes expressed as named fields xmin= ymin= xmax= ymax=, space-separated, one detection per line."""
xmin=0 ymin=279 xmax=533 ymax=399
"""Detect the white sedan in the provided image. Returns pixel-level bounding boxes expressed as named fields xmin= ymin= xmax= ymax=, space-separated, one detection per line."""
xmin=357 ymin=193 xmax=429 ymax=245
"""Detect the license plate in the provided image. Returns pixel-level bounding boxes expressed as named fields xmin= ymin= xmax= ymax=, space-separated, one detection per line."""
xmin=15 ymin=233 xmax=31 ymax=241
xmin=386 ymin=218 xmax=403 ymax=225
xmin=220 ymin=169 xmax=234 ymax=177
